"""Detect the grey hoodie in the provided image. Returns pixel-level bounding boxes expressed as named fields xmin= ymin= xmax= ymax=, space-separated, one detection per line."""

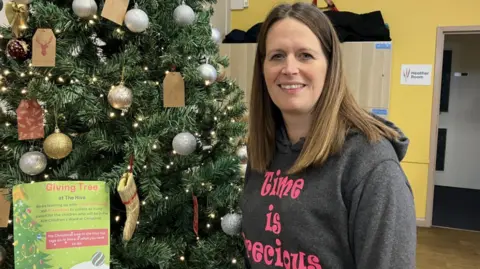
xmin=240 ymin=117 xmax=416 ymax=269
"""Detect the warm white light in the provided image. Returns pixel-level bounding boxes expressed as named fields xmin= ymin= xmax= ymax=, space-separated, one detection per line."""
xmin=180 ymin=256 xmax=185 ymax=261
xmin=3 ymin=70 xmax=9 ymax=75
xmin=142 ymin=201 xmax=146 ymax=205
xmin=44 ymin=174 xmax=49 ymax=179
xmin=133 ymin=122 xmax=139 ymax=128
xmin=109 ymin=112 xmax=115 ymax=118
xmin=5 ymin=122 xmax=10 ymax=126
xmin=20 ymin=72 xmax=25 ymax=77
xmin=207 ymin=223 xmax=211 ymax=228
xmin=89 ymin=20 xmax=95 ymax=25
xmin=21 ymin=89 xmax=27 ymax=94
xmin=232 ymin=258 xmax=237 ymax=264
xmin=115 ymin=216 xmax=120 ymax=222
xmin=58 ymin=77 xmax=64 ymax=83
xmin=209 ymin=213 xmax=215 ymax=218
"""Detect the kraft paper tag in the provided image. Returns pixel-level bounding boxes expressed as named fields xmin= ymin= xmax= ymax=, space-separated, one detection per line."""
xmin=0 ymin=189 xmax=11 ymax=228
xmin=32 ymin=28 xmax=56 ymax=67
xmin=163 ymin=72 xmax=185 ymax=107
xmin=101 ymin=0 xmax=129 ymax=25
xmin=16 ymin=99 xmax=45 ymax=140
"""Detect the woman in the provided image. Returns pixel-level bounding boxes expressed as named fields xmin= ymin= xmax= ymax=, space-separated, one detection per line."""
xmin=240 ymin=2 xmax=416 ymax=269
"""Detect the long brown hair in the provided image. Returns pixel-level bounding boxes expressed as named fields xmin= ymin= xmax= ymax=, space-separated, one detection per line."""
xmin=247 ymin=2 xmax=400 ymax=174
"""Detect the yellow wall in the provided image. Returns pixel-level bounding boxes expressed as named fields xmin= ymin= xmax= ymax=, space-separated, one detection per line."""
xmin=232 ymin=0 xmax=480 ymax=219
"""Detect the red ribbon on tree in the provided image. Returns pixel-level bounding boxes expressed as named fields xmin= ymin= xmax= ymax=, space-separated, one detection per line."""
xmin=192 ymin=193 xmax=198 ymax=237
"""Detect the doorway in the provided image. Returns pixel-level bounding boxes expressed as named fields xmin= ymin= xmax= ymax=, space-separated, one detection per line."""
xmin=427 ymin=26 xmax=480 ymax=231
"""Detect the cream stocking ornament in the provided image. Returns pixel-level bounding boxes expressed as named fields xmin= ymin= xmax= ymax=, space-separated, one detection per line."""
xmin=117 ymin=172 xmax=140 ymax=241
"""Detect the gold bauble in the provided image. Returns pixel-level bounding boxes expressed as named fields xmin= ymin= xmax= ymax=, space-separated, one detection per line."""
xmin=43 ymin=129 xmax=73 ymax=159
xmin=217 ymin=64 xmax=226 ymax=81
xmin=108 ymin=83 xmax=133 ymax=110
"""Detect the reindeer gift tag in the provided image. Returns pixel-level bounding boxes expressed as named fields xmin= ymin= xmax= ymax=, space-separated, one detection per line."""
xmin=32 ymin=28 xmax=56 ymax=67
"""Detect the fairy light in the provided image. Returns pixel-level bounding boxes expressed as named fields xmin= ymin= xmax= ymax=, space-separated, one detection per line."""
xmin=133 ymin=122 xmax=139 ymax=128
xmin=166 ymin=165 xmax=170 ymax=169
xmin=88 ymin=20 xmax=95 ymax=25
xmin=44 ymin=76 xmax=49 ymax=81
xmin=115 ymin=216 xmax=120 ymax=222
xmin=143 ymin=165 xmax=147 ymax=169
xmin=44 ymin=174 xmax=49 ymax=179
xmin=5 ymin=122 xmax=10 ymax=127
xmin=142 ymin=201 xmax=146 ymax=205
xmin=20 ymin=72 xmax=25 ymax=77
xmin=209 ymin=213 xmax=215 ymax=218
xmin=179 ymin=256 xmax=185 ymax=261
xmin=232 ymin=258 xmax=237 ymax=264
xmin=206 ymin=223 xmax=211 ymax=228
xmin=185 ymin=189 xmax=189 ymax=193
xmin=55 ymin=29 xmax=61 ymax=33
xmin=92 ymin=76 xmax=97 ymax=82
xmin=109 ymin=112 xmax=115 ymax=118
xmin=165 ymin=70 xmax=169 ymax=75
xmin=144 ymin=67 xmax=148 ymax=71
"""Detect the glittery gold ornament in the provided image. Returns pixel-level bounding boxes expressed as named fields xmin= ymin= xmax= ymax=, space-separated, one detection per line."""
xmin=43 ymin=128 xmax=73 ymax=159
xmin=108 ymin=83 xmax=133 ymax=110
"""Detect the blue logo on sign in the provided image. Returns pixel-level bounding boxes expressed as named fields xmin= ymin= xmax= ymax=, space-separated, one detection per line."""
xmin=375 ymin=43 xmax=391 ymax=49
xmin=372 ymin=108 xmax=388 ymax=115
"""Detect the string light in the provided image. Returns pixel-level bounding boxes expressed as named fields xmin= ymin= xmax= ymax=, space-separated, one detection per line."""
xmin=232 ymin=258 xmax=237 ymax=264
xmin=115 ymin=216 xmax=120 ymax=222
xmin=179 ymin=256 xmax=185 ymax=261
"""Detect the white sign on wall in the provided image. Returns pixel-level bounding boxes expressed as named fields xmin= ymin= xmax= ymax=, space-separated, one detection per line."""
xmin=400 ymin=64 xmax=433 ymax=85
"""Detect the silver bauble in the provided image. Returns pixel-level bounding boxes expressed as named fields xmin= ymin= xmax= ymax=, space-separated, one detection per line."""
xmin=173 ymin=4 xmax=195 ymax=26
xmin=19 ymin=151 xmax=47 ymax=176
xmin=211 ymin=27 xmax=222 ymax=44
xmin=108 ymin=84 xmax=133 ymax=110
xmin=124 ymin=8 xmax=149 ymax=33
xmin=198 ymin=63 xmax=217 ymax=84
xmin=221 ymin=213 xmax=242 ymax=236
xmin=236 ymin=145 xmax=248 ymax=162
xmin=172 ymin=132 xmax=197 ymax=155
xmin=72 ymin=0 xmax=98 ymax=18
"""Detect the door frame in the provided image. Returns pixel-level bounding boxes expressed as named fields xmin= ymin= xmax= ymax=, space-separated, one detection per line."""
xmin=425 ymin=25 xmax=480 ymax=227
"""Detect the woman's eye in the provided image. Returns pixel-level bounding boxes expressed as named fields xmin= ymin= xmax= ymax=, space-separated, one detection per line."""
xmin=270 ymin=54 xmax=284 ymax=60
xmin=300 ymin=53 xmax=313 ymax=60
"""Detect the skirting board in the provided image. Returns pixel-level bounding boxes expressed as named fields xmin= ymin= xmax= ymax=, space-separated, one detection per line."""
xmin=416 ymin=218 xmax=430 ymax=227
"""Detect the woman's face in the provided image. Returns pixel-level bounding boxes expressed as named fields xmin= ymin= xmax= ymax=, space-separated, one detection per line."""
xmin=263 ymin=18 xmax=328 ymax=117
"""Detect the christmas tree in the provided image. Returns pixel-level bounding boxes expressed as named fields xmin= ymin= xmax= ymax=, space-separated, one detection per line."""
xmin=12 ymin=186 xmax=52 ymax=269
xmin=0 ymin=0 xmax=247 ymax=268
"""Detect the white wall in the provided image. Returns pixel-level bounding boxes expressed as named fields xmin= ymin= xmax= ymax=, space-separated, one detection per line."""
xmin=435 ymin=34 xmax=480 ymax=190
xmin=0 ymin=0 xmax=10 ymax=26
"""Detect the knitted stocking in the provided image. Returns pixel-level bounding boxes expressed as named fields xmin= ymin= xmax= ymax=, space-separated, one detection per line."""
xmin=117 ymin=172 xmax=140 ymax=241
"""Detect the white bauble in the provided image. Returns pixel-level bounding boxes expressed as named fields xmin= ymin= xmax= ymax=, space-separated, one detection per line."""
xmin=124 ymin=8 xmax=149 ymax=33
xmin=108 ymin=84 xmax=133 ymax=110
xmin=221 ymin=213 xmax=242 ymax=236
xmin=172 ymin=132 xmax=197 ymax=155
xmin=19 ymin=151 xmax=47 ymax=176
xmin=72 ymin=0 xmax=97 ymax=18
xmin=173 ymin=4 xmax=195 ymax=26
xmin=211 ymin=27 xmax=222 ymax=44
xmin=197 ymin=63 xmax=217 ymax=84
xmin=13 ymin=0 xmax=33 ymax=4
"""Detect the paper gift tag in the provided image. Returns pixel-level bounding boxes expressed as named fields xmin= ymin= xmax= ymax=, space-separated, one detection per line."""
xmin=16 ymin=99 xmax=44 ymax=140
xmin=163 ymin=72 xmax=185 ymax=107
xmin=32 ymin=28 xmax=56 ymax=67
xmin=101 ymin=0 xmax=129 ymax=25
xmin=0 ymin=189 xmax=11 ymax=228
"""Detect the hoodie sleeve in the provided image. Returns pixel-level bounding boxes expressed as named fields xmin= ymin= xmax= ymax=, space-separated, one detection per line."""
xmin=348 ymin=160 xmax=417 ymax=269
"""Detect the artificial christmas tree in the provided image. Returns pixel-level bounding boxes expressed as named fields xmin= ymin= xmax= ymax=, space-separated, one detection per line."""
xmin=0 ymin=0 xmax=247 ymax=268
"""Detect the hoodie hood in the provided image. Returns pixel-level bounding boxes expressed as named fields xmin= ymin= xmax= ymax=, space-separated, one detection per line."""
xmin=275 ymin=113 xmax=409 ymax=161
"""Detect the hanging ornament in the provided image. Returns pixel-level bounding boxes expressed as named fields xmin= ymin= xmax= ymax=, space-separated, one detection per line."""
xmin=117 ymin=171 xmax=139 ymax=241
xmin=173 ymin=2 xmax=195 ymax=26
xmin=236 ymin=145 xmax=248 ymax=163
xmin=172 ymin=132 xmax=197 ymax=155
xmin=108 ymin=83 xmax=133 ymax=110
xmin=6 ymin=39 xmax=29 ymax=61
xmin=72 ymin=0 xmax=97 ymax=18
xmin=124 ymin=5 xmax=149 ymax=33
xmin=198 ymin=62 xmax=217 ymax=85
xmin=43 ymin=128 xmax=73 ymax=159
xmin=216 ymin=64 xmax=226 ymax=81
xmin=211 ymin=27 xmax=222 ymax=44
xmin=19 ymin=151 xmax=47 ymax=176
xmin=221 ymin=213 xmax=242 ymax=236
xmin=0 ymin=245 xmax=5 ymax=266
xmin=5 ymin=2 xmax=28 ymax=38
